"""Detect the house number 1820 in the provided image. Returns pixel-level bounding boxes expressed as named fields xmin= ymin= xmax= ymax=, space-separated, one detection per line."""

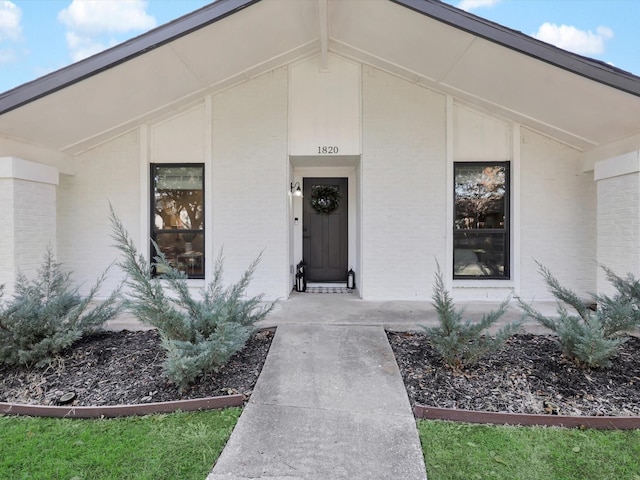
xmin=318 ymin=146 xmax=339 ymax=154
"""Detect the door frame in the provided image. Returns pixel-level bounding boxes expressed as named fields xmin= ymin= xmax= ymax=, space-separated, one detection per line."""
xmin=290 ymin=165 xmax=359 ymax=289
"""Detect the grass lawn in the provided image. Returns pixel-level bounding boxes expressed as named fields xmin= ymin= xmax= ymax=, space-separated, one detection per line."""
xmin=0 ymin=408 xmax=241 ymax=480
xmin=419 ymin=420 xmax=640 ymax=480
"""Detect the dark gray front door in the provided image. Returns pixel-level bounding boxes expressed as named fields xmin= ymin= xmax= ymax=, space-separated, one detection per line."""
xmin=303 ymin=177 xmax=348 ymax=282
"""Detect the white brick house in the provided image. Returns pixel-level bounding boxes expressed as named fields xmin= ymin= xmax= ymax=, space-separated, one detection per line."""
xmin=2 ymin=0 xmax=640 ymax=304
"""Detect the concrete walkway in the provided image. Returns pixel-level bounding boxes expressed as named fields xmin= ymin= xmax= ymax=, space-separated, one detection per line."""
xmin=206 ymin=292 xmax=561 ymax=479
xmin=207 ymin=295 xmax=431 ymax=479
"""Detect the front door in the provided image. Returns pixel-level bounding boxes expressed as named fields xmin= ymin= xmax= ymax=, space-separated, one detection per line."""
xmin=303 ymin=177 xmax=348 ymax=282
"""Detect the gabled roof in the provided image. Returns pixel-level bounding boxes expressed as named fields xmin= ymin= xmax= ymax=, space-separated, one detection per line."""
xmin=0 ymin=0 xmax=260 ymax=115
xmin=1 ymin=0 xmax=640 ymax=160
xmin=398 ymin=0 xmax=640 ymax=95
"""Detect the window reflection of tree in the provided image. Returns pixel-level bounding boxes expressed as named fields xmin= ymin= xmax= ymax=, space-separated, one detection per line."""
xmin=455 ymin=166 xmax=505 ymax=230
xmin=155 ymin=189 xmax=203 ymax=230
xmin=154 ymin=167 xmax=203 ymax=230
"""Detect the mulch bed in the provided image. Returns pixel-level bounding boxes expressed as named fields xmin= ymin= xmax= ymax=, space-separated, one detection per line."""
xmin=388 ymin=331 xmax=640 ymax=417
xmin=0 ymin=329 xmax=274 ymax=407
xmin=2 ymin=328 xmax=640 ymax=418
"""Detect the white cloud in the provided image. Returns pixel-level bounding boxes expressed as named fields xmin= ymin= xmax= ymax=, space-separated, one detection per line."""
xmin=533 ymin=23 xmax=613 ymax=55
xmin=66 ymin=31 xmax=119 ymax=62
xmin=0 ymin=1 xmax=22 ymax=42
xmin=59 ymin=0 xmax=156 ymax=61
xmin=59 ymin=0 xmax=156 ymax=34
xmin=456 ymin=0 xmax=501 ymax=11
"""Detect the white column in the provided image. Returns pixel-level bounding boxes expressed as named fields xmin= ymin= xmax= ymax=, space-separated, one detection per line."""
xmin=0 ymin=157 xmax=59 ymax=294
xmin=594 ymin=151 xmax=640 ymax=295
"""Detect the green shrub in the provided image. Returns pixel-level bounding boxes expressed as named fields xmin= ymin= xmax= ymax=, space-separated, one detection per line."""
xmin=517 ymin=261 xmax=640 ymax=368
xmin=423 ymin=262 xmax=521 ymax=369
xmin=109 ymin=206 xmax=275 ymax=389
xmin=0 ymin=248 xmax=121 ymax=367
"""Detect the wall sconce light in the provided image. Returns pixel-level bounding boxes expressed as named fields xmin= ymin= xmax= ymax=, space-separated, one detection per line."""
xmin=291 ymin=182 xmax=303 ymax=197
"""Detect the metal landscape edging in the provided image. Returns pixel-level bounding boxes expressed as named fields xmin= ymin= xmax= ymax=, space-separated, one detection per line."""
xmin=414 ymin=404 xmax=640 ymax=429
xmin=0 ymin=394 xmax=244 ymax=418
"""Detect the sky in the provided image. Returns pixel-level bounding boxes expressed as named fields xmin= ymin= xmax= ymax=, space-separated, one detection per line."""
xmin=1 ymin=0 xmax=640 ymax=94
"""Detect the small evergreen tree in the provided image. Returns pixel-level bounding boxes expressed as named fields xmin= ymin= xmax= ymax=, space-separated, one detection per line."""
xmin=423 ymin=262 xmax=521 ymax=369
xmin=517 ymin=261 xmax=640 ymax=368
xmin=109 ymin=205 xmax=275 ymax=389
xmin=0 ymin=248 xmax=121 ymax=367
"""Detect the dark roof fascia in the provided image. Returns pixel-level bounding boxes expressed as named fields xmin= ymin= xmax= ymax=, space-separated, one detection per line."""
xmin=0 ymin=0 xmax=260 ymax=116
xmin=392 ymin=0 xmax=640 ymax=98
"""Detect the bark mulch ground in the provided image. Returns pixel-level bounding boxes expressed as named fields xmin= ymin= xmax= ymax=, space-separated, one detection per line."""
xmin=2 ymin=328 xmax=639 ymax=417
xmin=0 ymin=329 xmax=274 ymax=407
xmin=388 ymin=331 xmax=640 ymax=417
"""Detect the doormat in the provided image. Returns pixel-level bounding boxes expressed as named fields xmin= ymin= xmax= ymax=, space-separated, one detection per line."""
xmin=304 ymin=286 xmax=354 ymax=294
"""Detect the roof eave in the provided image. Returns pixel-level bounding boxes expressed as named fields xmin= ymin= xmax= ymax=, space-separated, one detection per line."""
xmin=0 ymin=0 xmax=260 ymax=116
xmin=392 ymin=0 xmax=640 ymax=98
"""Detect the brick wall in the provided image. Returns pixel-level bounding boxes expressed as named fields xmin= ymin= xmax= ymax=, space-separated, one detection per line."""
xmin=57 ymin=130 xmax=140 ymax=295
xmin=44 ymin=62 xmax=601 ymax=303
xmin=0 ymin=158 xmax=58 ymax=294
xmin=211 ymin=68 xmax=289 ymax=300
xmin=596 ymin=171 xmax=640 ymax=296
xmin=0 ymin=178 xmax=15 ymax=291
xmin=14 ymin=179 xmax=57 ymax=276
xmin=56 ymin=70 xmax=288 ymax=302
xmin=519 ymin=128 xmax=596 ymax=300
xmin=362 ymin=67 xmax=447 ymax=300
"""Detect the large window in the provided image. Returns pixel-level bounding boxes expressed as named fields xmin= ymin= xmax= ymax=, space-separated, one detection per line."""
xmin=453 ymin=162 xmax=509 ymax=279
xmin=151 ymin=164 xmax=204 ymax=278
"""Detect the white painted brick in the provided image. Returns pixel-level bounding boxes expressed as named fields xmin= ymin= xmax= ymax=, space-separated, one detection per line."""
xmin=596 ymin=171 xmax=640 ymax=296
xmin=519 ymin=128 xmax=596 ymax=300
xmin=0 ymin=178 xmax=15 ymax=292
xmin=454 ymin=104 xmax=509 ymax=161
xmin=362 ymin=67 xmax=446 ymax=300
xmin=211 ymin=68 xmax=289 ymax=301
xmin=55 ymin=70 xmax=289 ymax=304
xmin=57 ymin=130 xmax=140 ymax=296
xmin=13 ymin=179 xmax=57 ymax=277
xmin=7 ymin=62 xmax=609 ymax=306
xmin=0 ymin=172 xmax=57 ymax=294
xmin=151 ymin=106 xmax=205 ymax=164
